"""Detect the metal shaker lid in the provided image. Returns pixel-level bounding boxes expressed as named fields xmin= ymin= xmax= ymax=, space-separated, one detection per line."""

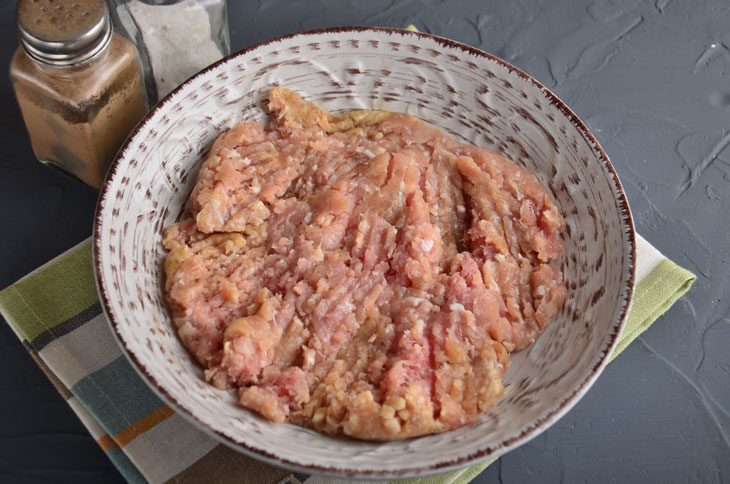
xmin=17 ymin=0 xmax=112 ymax=66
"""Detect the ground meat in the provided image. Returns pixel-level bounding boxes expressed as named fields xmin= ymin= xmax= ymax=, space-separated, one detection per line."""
xmin=162 ymin=88 xmax=567 ymax=441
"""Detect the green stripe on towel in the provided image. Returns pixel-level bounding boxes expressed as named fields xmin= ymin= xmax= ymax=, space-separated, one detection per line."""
xmin=30 ymin=301 xmax=103 ymax=351
xmin=611 ymin=259 xmax=696 ymax=360
xmin=0 ymin=240 xmax=97 ymax=342
xmin=390 ymin=459 xmax=494 ymax=484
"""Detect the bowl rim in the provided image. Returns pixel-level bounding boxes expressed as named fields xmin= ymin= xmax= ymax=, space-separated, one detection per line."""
xmin=93 ymin=26 xmax=637 ymax=479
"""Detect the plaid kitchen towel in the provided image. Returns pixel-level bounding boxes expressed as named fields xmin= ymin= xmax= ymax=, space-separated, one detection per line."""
xmin=0 ymin=234 xmax=694 ymax=484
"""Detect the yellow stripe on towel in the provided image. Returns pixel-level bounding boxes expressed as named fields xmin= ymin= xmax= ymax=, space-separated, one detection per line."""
xmin=113 ymin=405 xmax=175 ymax=448
xmin=97 ymin=434 xmax=117 ymax=451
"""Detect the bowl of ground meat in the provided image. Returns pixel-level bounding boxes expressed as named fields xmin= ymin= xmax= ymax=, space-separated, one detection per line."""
xmin=94 ymin=27 xmax=636 ymax=478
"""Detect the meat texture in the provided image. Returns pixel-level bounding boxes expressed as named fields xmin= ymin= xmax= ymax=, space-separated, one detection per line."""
xmin=162 ymin=88 xmax=567 ymax=440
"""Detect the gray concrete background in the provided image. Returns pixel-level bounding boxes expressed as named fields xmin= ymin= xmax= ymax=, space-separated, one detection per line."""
xmin=1 ymin=0 xmax=728 ymax=482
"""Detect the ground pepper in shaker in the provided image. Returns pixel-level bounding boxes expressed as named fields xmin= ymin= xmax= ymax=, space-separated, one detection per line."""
xmin=10 ymin=0 xmax=148 ymax=189
xmin=110 ymin=0 xmax=230 ymax=104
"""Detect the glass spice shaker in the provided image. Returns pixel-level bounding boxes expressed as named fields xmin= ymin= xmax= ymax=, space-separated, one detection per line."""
xmin=110 ymin=0 xmax=230 ymax=104
xmin=10 ymin=0 xmax=149 ymax=189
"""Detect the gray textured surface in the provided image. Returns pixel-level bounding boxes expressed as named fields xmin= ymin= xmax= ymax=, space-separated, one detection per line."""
xmin=0 ymin=0 xmax=728 ymax=482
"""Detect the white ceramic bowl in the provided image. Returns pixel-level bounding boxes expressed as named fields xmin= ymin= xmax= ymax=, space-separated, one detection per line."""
xmin=94 ymin=27 xmax=636 ymax=479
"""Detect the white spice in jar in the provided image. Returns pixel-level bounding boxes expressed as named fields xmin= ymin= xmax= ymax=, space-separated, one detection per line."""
xmin=128 ymin=0 xmax=224 ymax=98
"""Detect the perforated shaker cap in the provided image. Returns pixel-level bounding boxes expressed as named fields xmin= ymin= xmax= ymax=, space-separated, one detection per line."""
xmin=16 ymin=0 xmax=112 ymax=66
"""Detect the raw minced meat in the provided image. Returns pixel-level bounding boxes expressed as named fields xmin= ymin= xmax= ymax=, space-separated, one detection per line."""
xmin=162 ymin=88 xmax=567 ymax=440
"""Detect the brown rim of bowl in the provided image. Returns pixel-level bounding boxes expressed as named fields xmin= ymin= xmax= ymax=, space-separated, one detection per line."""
xmin=93 ymin=26 xmax=637 ymax=479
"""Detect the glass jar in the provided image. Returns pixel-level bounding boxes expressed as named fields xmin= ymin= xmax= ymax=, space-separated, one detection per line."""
xmin=10 ymin=0 xmax=149 ymax=188
xmin=110 ymin=0 xmax=230 ymax=104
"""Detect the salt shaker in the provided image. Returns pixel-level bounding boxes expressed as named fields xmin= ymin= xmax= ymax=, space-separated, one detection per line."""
xmin=110 ymin=0 xmax=230 ymax=104
xmin=10 ymin=0 xmax=148 ymax=188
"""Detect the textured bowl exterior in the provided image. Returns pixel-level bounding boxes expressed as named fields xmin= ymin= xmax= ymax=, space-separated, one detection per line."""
xmin=93 ymin=28 xmax=635 ymax=478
